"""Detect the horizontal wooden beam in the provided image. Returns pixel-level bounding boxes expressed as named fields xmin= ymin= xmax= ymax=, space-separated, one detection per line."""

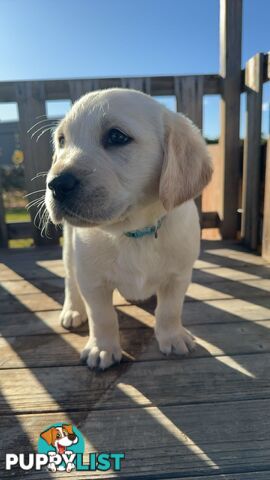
xmin=0 ymin=74 xmax=222 ymax=103
xmin=7 ymin=221 xmax=32 ymax=239
xmin=5 ymin=212 xmax=220 ymax=243
xmin=201 ymin=212 xmax=221 ymax=229
xmin=7 ymin=221 xmax=61 ymax=244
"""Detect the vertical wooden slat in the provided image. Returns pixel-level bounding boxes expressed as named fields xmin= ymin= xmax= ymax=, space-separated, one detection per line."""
xmin=144 ymin=77 xmax=151 ymax=95
xmin=0 ymin=172 xmax=8 ymax=248
xmin=122 ymin=78 xmax=144 ymax=91
xmin=177 ymin=77 xmax=203 ymax=129
xmin=175 ymin=76 xmax=204 ymax=213
xmin=241 ymin=53 xmax=264 ymax=250
xmin=219 ymin=0 xmax=242 ymax=238
xmin=262 ymin=140 xmax=270 ymax=260
xmin=130 ymin=78 xmax=144 ymax=91
xmin=69 ymin=79 xmax=94 ymax=103
xmin=16 ymin=82 xmax=60 ymax=246
xmin=68 ymin=80 xmax=84 ymax=103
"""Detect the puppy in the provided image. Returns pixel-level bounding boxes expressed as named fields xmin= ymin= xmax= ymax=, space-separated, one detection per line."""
xmin=40 ymin=424 xmax=78 ymax=454
xmin=40 ymin=424 xmax=78 ymax=472
xmin=45 ymin=88 xmax=212 ymax=370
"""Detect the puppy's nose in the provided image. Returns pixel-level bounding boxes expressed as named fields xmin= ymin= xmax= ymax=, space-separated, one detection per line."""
xmin=48 ymin=172 xmax=79 ymax=202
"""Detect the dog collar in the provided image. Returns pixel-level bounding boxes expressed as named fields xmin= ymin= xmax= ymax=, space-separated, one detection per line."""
xmin=124 ymin=216 xmax=165 ymax=239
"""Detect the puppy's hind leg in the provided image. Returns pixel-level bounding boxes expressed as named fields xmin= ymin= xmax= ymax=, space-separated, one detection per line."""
xmin=155 ymin=272 xmax=195 ymax=356
xmin=60 ymin=222 xmax=87 ymax=329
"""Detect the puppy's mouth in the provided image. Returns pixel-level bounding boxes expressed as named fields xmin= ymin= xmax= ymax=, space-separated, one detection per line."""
xmin=49 ymin=201 xmax=132 ymax=228
xmin=66 ymin=205 xmax=132 ymax=226
xmin=62 ymin=207 xmax=98 ymax=227
xmin=57 ymin=444 xmax=66 ymax=455
xmin=45 ymin=178 xmax=132 ymax=227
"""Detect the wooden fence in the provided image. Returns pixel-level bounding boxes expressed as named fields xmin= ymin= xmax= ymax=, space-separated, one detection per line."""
xmin=0 ymin=0 xmax=269 ymax=258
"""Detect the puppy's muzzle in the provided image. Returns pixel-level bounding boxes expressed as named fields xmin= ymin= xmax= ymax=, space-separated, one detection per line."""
xmin=48 ymin=172 xmax=79 ymax=202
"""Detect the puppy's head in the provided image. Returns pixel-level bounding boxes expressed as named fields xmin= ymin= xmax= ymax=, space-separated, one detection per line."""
xmin=40 ymin=424 xmax=78 ymax=452
xmin=45 ymin=88 xmax=212 ymax=227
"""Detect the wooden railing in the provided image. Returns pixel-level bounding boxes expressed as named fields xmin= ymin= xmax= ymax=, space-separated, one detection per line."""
xmin=0 ymin=73 xmax=223 ymax=248
xmin=0 ymin=0 xmax=269 ymax=258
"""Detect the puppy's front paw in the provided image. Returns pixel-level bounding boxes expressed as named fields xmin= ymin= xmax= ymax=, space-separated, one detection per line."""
xmin=60 ymin=308 xmax=87 ymax=329
xmin=81 ymin=339 xmax=122 ymax=370
xmin=155 ymin=326 xmax=196 ymax=356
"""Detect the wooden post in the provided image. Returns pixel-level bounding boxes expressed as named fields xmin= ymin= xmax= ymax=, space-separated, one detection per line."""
xmin=241 ymin=53 xmax=264 ymax=250
xmin=219 ymin=0 xmax=242 ymax=238
xmin=262 ymin=139 xmax=270 ymax=260
xmin=16 ymin=82 xmax=60 ymax=246
xmin=175 ymin=76 xmax=204 ymax=213
xmin=0 ymin=171 xmax=8 ymax=248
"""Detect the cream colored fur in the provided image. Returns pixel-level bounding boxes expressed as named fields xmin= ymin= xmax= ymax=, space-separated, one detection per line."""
xmin=45 ymin=88 xmax=213 ymax=370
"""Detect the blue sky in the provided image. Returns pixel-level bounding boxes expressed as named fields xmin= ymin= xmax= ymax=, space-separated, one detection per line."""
xmin=0 ymin=0 xmax=269 ymax=138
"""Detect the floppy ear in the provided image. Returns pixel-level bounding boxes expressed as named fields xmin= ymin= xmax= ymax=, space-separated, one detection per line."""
xmin=63 ymin=424 xmax=73 ymax=435
xmin=159 ymin=111 xmax=213 ymax=210
xmin=40 ymin=428 xmax=54 ymax=445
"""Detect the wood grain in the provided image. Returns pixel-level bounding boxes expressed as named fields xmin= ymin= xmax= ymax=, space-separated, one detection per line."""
xmin=241 ymin=53 xmax=264 ymax=249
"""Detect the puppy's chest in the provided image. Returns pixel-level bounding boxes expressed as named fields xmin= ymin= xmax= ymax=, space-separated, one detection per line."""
xmin=107 ymin=240 xmax=164 ymax=300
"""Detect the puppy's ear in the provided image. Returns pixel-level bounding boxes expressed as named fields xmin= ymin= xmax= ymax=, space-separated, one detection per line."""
xmin=159 ymin=111 xmax=213 ymax=210
xmin=40 ymin=428 xmax=54 ymax=445
xmin=63 ymin=424 xmax=73 ymax=435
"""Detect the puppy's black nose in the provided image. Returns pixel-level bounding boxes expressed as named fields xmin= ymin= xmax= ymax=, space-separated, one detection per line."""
xmin=48 ymin=172 xmax=79 ymax=202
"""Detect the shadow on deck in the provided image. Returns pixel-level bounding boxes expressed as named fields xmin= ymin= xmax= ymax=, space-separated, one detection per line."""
xmin=1 ymin=240 xmax=270 ymax=479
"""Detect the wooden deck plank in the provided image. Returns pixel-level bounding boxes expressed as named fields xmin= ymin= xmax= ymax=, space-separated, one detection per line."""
xmin=2 ymin=257 xmax=269 ymax=283
xmin=1 ymin=319 xmax=270 ymax=369
xmin=1 ymin=273 xmax=270 ymax=315
xmin=1 ymin=262 xmax=270 ymax=299
xmin=1 ymin=294 xmax=270 ymax=338
xmin=3 ymin=472 xmax=270 ymax=480
xmin=2 ymin=470 xmax=270 ymax=479
xmin=1 ymin=241 xmax=270 ymax=479
xmin=1 ymin=400 xmax=270 ymax=478
xmin=1 ymin=352 xmax=270 ymax=414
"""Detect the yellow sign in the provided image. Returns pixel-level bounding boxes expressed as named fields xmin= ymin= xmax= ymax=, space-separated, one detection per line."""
xmin=12 ymin=149 xmax=24 ymax=165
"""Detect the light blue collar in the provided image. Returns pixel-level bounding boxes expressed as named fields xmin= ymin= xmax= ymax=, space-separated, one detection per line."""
xmin=124 ymin=216 xmax=165 ymax=239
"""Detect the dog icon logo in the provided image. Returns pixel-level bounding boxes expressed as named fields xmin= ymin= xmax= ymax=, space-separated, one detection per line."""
xmin=38 ymin=423 xmax=85 ymax=473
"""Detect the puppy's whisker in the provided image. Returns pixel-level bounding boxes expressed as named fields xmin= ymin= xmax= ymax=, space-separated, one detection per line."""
xmin=33 ymin=202 xmax=45 ymax=229
xmin=38 ymin=207 xmax=48 ymax=232
xmin=24 ymin=189 xmax=46 ymax=198
xmin=31 ymin=171 xmax=48 ymax=181
xmin=41 ymin=210 xmax=52 ymax=239
xmin=36 ymin=126 xmax=56 ymax=143
xmin=31 ymin=123 xmax=58 ymax=139
xmin=26 ymin=197 xmax=45 ymax=210
xmin=27 ymin=195 xmax=45 ymax=206
xmin=27 ymin=118 xmax=56 ymax=134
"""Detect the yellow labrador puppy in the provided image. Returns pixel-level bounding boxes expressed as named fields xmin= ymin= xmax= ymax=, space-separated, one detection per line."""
xmin=45 ymin=88 xmax=212 ymax=370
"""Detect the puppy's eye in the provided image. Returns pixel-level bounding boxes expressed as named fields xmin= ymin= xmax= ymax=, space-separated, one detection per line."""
xmin=58 ymin=135 xmax=65 ymax=148
xmin=105 ymin=128 xmax=131 ymax=147
xmin=56 ymin=433 xmax=61 ymax=438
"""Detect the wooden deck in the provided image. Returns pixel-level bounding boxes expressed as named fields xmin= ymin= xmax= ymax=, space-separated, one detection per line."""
xmin=1 ymin=240 xmax=270 ymax=479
